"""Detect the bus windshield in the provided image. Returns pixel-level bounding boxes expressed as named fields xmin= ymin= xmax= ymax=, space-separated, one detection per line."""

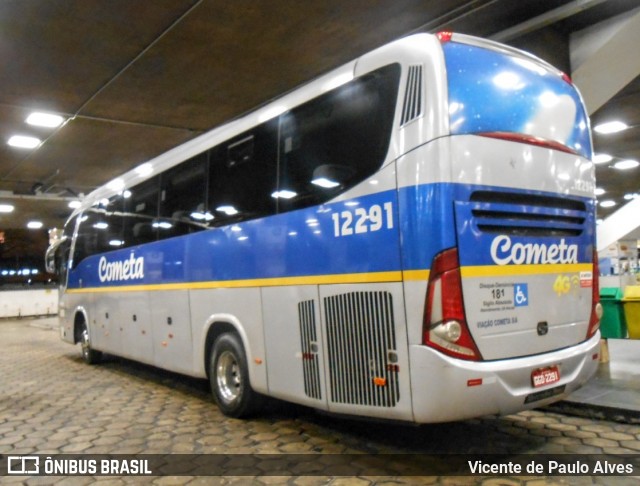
xmin=443 ymin=39 xmax=592 ymax=159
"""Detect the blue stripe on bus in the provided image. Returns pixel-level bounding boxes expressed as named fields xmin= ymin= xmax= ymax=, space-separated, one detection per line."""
xmin=67 ymin=183 xmax=595 ymax=290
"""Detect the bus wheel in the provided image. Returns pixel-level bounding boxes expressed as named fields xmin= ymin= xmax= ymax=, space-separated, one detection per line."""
xmin=79 ymin=320 xmax=102 ymax=365
xmin=209 ymin=333 xmax=262 ymax=417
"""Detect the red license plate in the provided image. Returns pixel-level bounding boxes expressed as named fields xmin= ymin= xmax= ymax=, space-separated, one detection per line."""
xmin=531 ymin=366 xmax=560 ymax=388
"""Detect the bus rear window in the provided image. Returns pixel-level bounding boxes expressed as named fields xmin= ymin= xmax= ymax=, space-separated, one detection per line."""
xmin=443 ymin=41 xmax=592 ymax=159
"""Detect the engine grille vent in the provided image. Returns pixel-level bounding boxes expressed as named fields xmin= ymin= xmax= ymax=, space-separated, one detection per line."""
xmin=324 ymin=291 xmax=399 ymax=407
xmin=469 ymin=190 xmax=587 ymax=237
xmin=400 ymin=65 xmax=423 ymax=126
xmin=298 ymin=300 xmax=322 ymax=400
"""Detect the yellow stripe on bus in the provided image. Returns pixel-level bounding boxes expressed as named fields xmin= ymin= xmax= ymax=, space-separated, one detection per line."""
xmin=66 ymin=270 xmax=403 ymax=294
xmin=65 ymin=263 xmax=593 ymax=294
xmin=461 ymin=263 xmax=592 ymax=278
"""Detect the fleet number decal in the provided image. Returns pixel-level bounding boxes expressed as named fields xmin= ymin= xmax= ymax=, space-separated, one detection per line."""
xmin=332 ymin=202 xmax=394 ymax=237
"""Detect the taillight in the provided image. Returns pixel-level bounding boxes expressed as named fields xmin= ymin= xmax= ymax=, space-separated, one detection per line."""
xmin=436 ymin=31 xmax=454 ymax=43
xmin=423 ymin=248 xmax=482 ymax=360
xmin=587 ymin=250 xmax=603 ymax=339
xmin=478 ymin=132 xmax=578 ymax=156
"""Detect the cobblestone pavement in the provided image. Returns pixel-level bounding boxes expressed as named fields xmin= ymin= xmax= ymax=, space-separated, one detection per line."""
xmin=1 ymin=318 xmax=640 ymax=485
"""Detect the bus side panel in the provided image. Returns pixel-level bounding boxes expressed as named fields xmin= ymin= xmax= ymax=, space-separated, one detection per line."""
xmin=112 ymin=291 xmax=153 ymax=365
xmin=189 ymin=287 xmax=267 ymax=389
xmin=319 ymin=282 xmax=412 ymax=421
xmin=92 ymin=292 xmax=122 ymax=354
xmin=150 ymin=290 xmax=193 ymax=375
xmin=262 ymin=285 xmax=327 ymax=409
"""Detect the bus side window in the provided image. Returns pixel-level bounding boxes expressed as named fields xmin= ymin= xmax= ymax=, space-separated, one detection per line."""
xmin=277 ymin=63 xmax=401 ymax=213
xmin=159 ymin=153 xmax=208 ymax=238
xmin=208 ymin=118 xmax=279 ymax=225
xmin=74 ymin=197 xmax=125 ymax=264
xmin=123 ymin=177 xmax=160 ymax=246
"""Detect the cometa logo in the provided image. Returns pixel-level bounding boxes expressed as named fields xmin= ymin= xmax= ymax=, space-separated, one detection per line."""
xmin=490 ymin=235 xmax=578 ymax=266
xmin=98 ymin=254 xmax=144 ymax=283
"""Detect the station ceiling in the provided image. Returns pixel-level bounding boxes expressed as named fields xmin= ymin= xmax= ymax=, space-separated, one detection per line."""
xmin=0 ymin=0 xmax=639 ymax=232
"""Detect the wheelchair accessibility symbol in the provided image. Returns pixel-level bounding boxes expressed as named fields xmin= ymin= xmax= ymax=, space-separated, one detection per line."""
xmin=514 ymin=283 xmax=528 ymax=307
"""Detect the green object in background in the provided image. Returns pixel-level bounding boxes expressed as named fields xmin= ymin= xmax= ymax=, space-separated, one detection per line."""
xmin=600 ymin=287 xmax=627 ymax=339
xmin=622 ymin=286 xmax=640 ymax=339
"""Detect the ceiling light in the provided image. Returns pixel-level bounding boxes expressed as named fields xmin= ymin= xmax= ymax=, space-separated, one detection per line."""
xmin=68 ymin=200 xmax=81 ymax=209
xmin=592 ymin=153 xmax=612 ymax=164
xmin=0 ymin=204 xmax=15 ymax=213
xmin=613 ymin=159 xmax=639 ymax=170
xmin=595 ymin=188 xmax=605 ymax=196
xmin=216 ymin=205 xmax=238 ymax=216
xmin=27 ymin=221 xmax=43 ymax=229
xmin=7 ymin=135 xmax=41 ymax=149
xmin=599 ymin=200 xmax=616 ymax=208
xmin=593 ymin=121 xmax=628 ymax=134
xmin=311 ymin=177 xmax=340 ymax=188
xmin=26 ymin=112 xmax=65 ymax=128
xmin=271 ymin=189 xmax=297 ymax=199
xmin=624 ymin=193 xmax=640 ymax=200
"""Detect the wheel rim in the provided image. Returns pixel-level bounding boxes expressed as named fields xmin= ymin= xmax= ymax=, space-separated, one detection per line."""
xmin=216 ymin=350 xmax=241 ymax=403
xmin=81 ymin=326 xmax=91 ymax=359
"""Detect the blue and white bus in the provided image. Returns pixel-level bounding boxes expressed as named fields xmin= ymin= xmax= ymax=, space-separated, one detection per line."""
xmin=47 ymin=32 xmax=601 ymax=423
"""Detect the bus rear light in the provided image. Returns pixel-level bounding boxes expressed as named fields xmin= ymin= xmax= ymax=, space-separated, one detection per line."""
xmin=436 ymin=31 xmax=454 ymax=43
xmin=423 ymin=248 xmax=482 ymax=361
xmin=587 ymin=250 xmax=601 ymax=339
xmin=478 ymin=131 xmax=578 ymax=156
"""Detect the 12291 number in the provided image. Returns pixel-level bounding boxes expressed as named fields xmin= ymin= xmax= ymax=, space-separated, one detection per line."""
xmin=332 ymin=202 xmax=394 ymax=237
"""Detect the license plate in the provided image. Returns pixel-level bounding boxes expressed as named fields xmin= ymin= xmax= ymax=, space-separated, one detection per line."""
xmin=532 ymin=366 xmax=560 ymax=388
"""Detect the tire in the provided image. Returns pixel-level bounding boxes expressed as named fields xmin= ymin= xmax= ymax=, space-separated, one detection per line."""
xmin=79 ymin=320 xmax=102 ymax=365
xmin=209 ymin=333 xmax=262 ymax=418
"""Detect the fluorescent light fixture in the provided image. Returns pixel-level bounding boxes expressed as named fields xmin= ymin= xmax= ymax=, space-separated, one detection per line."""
xmin=216 ymin=205 xmax=238 ymax=216
xmin=613 ymin=159 xmax=639 ymax=170
xmin=108 ymin=239 xmax=124 ymax=247
xmin=0 ymin=204 xmax=15 ymax=213
xmin=93 ymin=222 xmax=108 ymax=230
xmin=152 ymin=221 xmax=173 ymax=229
xmin=599 ymin=200 xmax=616 ymax=208
xmin=594 ymin=188 xmax=605 ymax=196
xmin=311 ymin=177 xmax=340 ymax=189
xmin=8 ymin=135 xmax=41 ymax=149
xmin=26 ymin=112 xmax=65 ymax=128
xmin=594 ymin=121 xmax=628 ymax=134
xmin=271 ymin=189 xmax=297 ymax=199
xmin=624 ymin=193 xmax=640 ymax=200
xmin=27 ymin=221 xmax=43 ymax=229
xmin=592 ymin=153 xmax=612 ymax=164
xmin=68 ymin=200 xmax=81 ymax=209
xmin=190 ymin=211 xmax=214 ymax=221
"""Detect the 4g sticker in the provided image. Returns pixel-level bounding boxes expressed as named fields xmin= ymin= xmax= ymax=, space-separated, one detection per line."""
xmin=553 ymin=272 xmax=592 ymax=296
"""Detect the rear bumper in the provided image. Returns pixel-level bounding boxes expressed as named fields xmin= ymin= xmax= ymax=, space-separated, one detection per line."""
xmin=409 ymin=332 xmax=600 ymax=423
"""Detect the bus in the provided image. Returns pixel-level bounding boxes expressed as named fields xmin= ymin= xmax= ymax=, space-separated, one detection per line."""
xmin=46 ymin=32 xmax=601 ymax=423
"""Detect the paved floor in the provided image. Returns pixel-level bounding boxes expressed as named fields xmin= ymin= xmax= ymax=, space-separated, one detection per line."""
xmin=1 ymin=317 xmax=640 ymax=485
xmin=550 ymin=339 xmax=640 ymax=423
